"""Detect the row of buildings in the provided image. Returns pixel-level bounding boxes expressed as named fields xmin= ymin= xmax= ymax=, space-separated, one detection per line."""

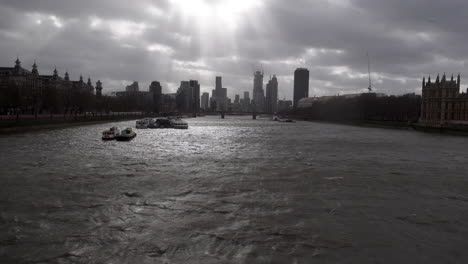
xmin=11 ymin=56 xmax=466 ymax=124
xmin=113 ymin=81 xmax=165 ymax=113
xmin=198 ymin=74 xmax=291 ymax=113
xmin=195 ymin=70 xmax=295 ymax=114
xmin=0 ymin=58 xmax=103 ymax=115
xmin=0 ymin=57 xmax=306 ymax=115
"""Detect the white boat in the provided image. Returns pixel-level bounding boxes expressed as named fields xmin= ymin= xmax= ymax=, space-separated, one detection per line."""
xmin=170 ymin=118 xmax=189 ymax=129
xmin=147 ymin=117 xmax=188 ymax=129
xmin=149 ymin=118 xmax=172 ymax=128
xmin=136 ymin=118 xmax=150 ymax=129
xmin=273 ymin=116 xmax=295 ymax=123
xmin=278 ymin=119 xmax=295 ymax=123
xmin=102 ymin=127 xmax=120 ymax=140
xmin=116 ymin=127 xmax=136 ymax=141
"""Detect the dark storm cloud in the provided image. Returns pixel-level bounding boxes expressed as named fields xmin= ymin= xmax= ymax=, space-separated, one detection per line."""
xmin=0 ymin=0 xmax=467 ymax=98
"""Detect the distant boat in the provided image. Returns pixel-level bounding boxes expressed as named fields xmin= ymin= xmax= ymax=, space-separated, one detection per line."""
xmin=273 ymin=115 xmax=295 ymax=123
xmin=147 ymin=117 xmax=189 ymax=129
xmin=278 ymin=118 xmax=295 ymax=123
xmin=136 ymin=118 xmax=151 ymax=129
xmin=116 ymin=127 xmax=136 ymax=141
xmin=170 ymin=118 xmax=189 ymax=129
xmin=149 ymin=118 xmax=171 ymax=128
xmin=102 ymin=127 xmax=120 ymax=140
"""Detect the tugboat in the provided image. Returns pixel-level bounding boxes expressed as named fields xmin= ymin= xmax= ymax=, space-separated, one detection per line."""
xmin=116 ymin=127 xmax=137 ymax=141
xmin=102 ymin=127 xmax=120 ymax=140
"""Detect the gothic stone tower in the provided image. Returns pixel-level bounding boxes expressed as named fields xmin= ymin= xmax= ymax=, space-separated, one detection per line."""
xmin=95 ymin=80 xmax=103 ymax=97
xmin=421 ymin=73 xmax=461 ymax=124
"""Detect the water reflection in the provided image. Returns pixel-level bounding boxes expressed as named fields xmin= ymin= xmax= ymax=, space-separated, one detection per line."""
xmin=0 ymin=116 xmax=467 ymax=263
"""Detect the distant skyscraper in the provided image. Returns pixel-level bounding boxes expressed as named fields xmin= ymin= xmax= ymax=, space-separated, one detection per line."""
xmin=210 ymin=89 xmax=217 ymax=110
xmin=176 ymin=81 xmax=190 ymax=112
xmin=189 ymin=80 xmax=200 ymax=113
xmin=216 ymin=76 xmax=222 ymax=91
xmin=176 ymin=80 xmax=200 ymax=113
xmin=214 ymin=76 xmax=227 ymax=111
xmin=220 ymin=88 xmax=227 ymax=111
xmin=149 ymin=81 xmax=162 ymax=113
xmin=293 ymin=68 xmax=309 ymax=108
xmin=265 ymin=75 xmax=278 ymax=113
xmin=253 ymin=70 xmax=265 ymax=112
xmin=233 ymin=94 xmax=241 ymax=112
xmin=242 ymin=91 xmax=251 ymax=112
xmin=126 ymin=81 xmax=139 ymax=92
xmin=201 ymin=92 xmax=209 ymax=110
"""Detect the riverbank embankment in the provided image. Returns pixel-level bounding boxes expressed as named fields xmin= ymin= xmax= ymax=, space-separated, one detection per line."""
xmin=0 ymin=114 xmax=147 ymax=135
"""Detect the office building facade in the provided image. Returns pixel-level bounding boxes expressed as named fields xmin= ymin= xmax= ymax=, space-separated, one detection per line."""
xmin=293 ymin=68 xmax=309 ymax=108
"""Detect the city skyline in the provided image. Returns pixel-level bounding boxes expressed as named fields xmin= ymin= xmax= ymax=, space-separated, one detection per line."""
xmin=2 ymin=0 xmax=468 ymax=99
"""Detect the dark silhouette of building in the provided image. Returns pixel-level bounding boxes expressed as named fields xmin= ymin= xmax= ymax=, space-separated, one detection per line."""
xmin=265 ymin=75 xmax=278 ymax=113
xmin=149 ymin=81 xmax=162 ymax=113
xmin=125 ymin=81 xmax=139 ymax=92
xmin=176 ymin=80 xmax=200 ymax=113
xmin=278 ymin=99 xmax=292 ymax=112
xmin=176 ymin=81 xmax=190 ymax=112
xmin=201 ymin=92 xmax=209 ymax=110
xmin=252 ymin=70 xmax=265 ymax=112
xmin=95 ymin=80 xmax=103 ymax=97
xmin=210 ymin=89 xmax=217 ymax=111
xmin=232 ymin=94 xmax=241 ymax=112
xmin=420 ymin=73 xmax=468 ymax=124
xmin=241 ymin=91 xmax=251 ymax=112
xmin=190 ymin=80 xmax=200 ymax=113
xmin=162 ymin=93 xmax=177 ymax=113
xmin=292 ymin=93 xmax=421 ymax=122
xmin=213 ymin=76 xmax=227 ymax=111
xmin=116 ymin=81 xmax=154 ymax=112
xmin=220 ymin=88 xmax=227 ymax=111
xmin=0 ymin=58 xmax=99 ymax=115
xmin=293 ymin=68 xmax=309 ymax=108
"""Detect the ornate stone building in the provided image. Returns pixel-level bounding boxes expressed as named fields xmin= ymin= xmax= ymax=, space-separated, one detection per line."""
xmin=0 ymin=58 xmax=103 ymax=114
xmin=420 ymin=73 xmax=468 ymax=124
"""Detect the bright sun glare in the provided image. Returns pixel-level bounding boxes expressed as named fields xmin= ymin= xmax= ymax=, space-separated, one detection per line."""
xmin=169 ymin=0 xmax=262 ymax=29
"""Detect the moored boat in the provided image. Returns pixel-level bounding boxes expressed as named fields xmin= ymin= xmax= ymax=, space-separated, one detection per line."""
xmin=170 ymin=118 xmax=189 ymax=129
xmin=136 ymin=118 xmax=150 ymax=129
xmin=148 ymin=117 xmax=188 ymax=129
xmin=149 ymin=118 xmax=172 ymax=128
xmin=102 ymin=127 xmax=120 ymax=140
xmin=116 ymin=127 xmax=136 ymax=141
xmin=273 ymin=116 xmax=295 ymax=123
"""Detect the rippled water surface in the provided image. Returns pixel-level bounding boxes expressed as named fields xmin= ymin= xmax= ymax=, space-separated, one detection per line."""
xmin=1 ymin=116 xmax=468 ymax=263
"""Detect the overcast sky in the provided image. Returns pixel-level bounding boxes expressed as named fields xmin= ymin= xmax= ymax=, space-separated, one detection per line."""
xmin=1 ymin=0 xmax=467 ymax=99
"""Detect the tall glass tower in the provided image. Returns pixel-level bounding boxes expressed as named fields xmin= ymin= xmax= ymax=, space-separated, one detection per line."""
xmin=252 ymin=70 xmax=265 ymax=112
xmin=293 ymin=68 xmax=309 ymax=108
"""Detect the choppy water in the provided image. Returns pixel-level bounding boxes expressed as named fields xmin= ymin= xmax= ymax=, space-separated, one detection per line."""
xmin=1 ymin=116 xmax=468 ymax=263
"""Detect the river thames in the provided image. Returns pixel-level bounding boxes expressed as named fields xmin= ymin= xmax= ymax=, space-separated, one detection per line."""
xmin=1 ymin=116 xmax=467 ymax=263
